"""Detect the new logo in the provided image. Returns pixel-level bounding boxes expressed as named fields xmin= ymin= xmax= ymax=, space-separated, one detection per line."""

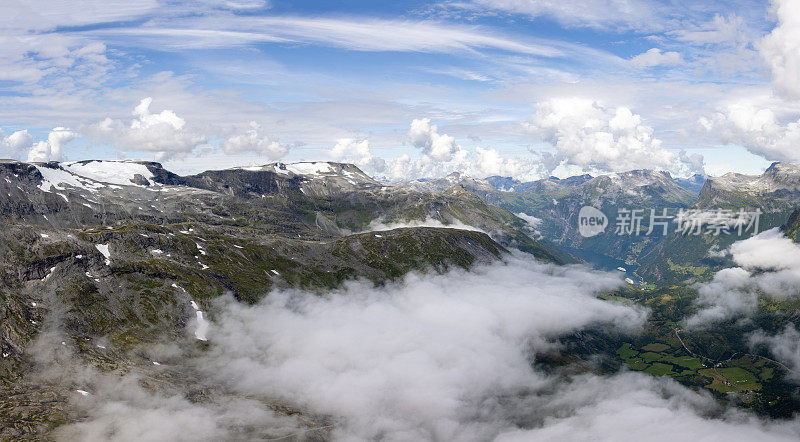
xmin=578 ymin=206 xmax=608 ymax=237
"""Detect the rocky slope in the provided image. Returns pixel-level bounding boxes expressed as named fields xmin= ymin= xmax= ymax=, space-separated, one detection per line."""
xmin=1 ymin=159 xmax=561 ymax=438
xmin=639 ymin=162 xmax=800 ymax=284
xmin=409 ymin=170 xmax=696 ymax=274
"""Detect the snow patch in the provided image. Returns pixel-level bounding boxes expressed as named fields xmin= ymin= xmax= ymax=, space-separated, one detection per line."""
xmin=63 ymin=160 xmax=155 ymax=187
xmin=285 ymin=162 xmax=335 ymax=175
xmin=95 ymin=244 xmax=111 ymax=265
xmin=35 ymin=165 xmax=104 ymax=192
xmin=188 ymin=298 xmax=209 ymax=341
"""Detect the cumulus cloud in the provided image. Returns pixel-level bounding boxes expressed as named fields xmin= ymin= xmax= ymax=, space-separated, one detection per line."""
xmin=474 ymin=146 xmax=535 ymax=178
xmin=699 ymin=100 xmax=800 ymax=162
xmin=381 ymin=147 xmax=541 ymax=183
xmin=526 ymin=98 xmax=678 ymax=173
xmin=26 ymin=127 xmax=78 ymax=162
xmin=328 ymin=137 xmax=385 ymax=173
xmin=408 ymin=118 xmax=462 ymax=162
xmin=223 ymin=121 xmax=288 ymax=160
xmin=92 ymin=97 xmax=206 ymax=160
xmin=679 ymin=150 xmax=706 ymax=175
xmin=0 ymin=129 xmax=34 ymax=158
xmin=687 ymin=228 xmax=800 ymax=328
xmin=199 ymin=255 xmax=645 ymax=440
xmin=378 ymin=120 xmax=541 ymax=182
xmin=696 ymin=1 xmax=800 ymax=163
xmin=631 ymin=48 xmax=683 ymax=68
xmin=760 ymin=0 xmax=800 ymax=100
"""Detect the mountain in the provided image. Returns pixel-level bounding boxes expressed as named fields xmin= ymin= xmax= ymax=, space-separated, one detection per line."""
xmin=415 ymin=170 xmax=696 ymax=277
xmin=782 ymin=207 xmax=800 ymax=242
xmin=673 ymin=173 xmax=707 ymax=195
xmin=695 ymin=162 xmax=800 ymax=210
xmin=639 ymin=162 xmax=800 ymax=284
xmin=1 ymin=159 xmax=578 ymax=436
xmin=402 ymin=171 xmax=495 ymax=193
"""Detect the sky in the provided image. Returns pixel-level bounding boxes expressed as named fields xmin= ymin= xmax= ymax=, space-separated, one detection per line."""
xmin=0 ymin=0 xmax=798 ymax=180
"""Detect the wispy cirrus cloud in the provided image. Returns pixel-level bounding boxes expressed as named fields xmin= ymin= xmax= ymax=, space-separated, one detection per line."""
xmin=441 ymin=0 xmax=669 ymax=32
xmin=85 ymin=15 xmax=565 ymax=57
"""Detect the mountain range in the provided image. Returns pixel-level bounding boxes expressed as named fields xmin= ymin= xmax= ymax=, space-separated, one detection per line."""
xmin=4 ymin=158 xmax=800 ymax=437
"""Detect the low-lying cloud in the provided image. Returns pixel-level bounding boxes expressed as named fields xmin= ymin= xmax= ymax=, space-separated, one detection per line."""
xmin=365 ymin=216 xmax=483 ymax=232
xmin=688 ymin=228 xmax=800 ymax=328
xmin=495 ymin=372 xmax=800 ymax=441
xmin=43 ymin=251 xmax=800 ymax=441
xmin=200 ymin=255 xmax=644 ymax=440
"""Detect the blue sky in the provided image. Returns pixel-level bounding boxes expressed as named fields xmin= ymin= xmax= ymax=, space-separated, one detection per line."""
xmin=1 ymin=0 xmax=798 ymax=180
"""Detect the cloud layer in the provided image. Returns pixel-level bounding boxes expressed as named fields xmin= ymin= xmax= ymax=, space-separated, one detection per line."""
xmin=200 ymin=255 xmax=643 ymax=440
xmin=688 ymin=228 xmax=800 ymax=328
xmin=33 ymin=250 xmax=800 ymax=441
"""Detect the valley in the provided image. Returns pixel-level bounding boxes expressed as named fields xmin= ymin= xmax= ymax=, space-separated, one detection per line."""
xmin=2 ymin=159 xmax=800 ymax=439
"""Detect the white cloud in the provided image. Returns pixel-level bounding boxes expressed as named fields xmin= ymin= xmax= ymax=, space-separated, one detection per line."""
xmin=90 ymin=16 xmax=561 ymax=56
xmin=0 ymin=1 xmax=158 ymax=33
xmin=26 ymin=127 xmax=77 ymax=162
xmin=495 ymin=372 xmax=800 ymax=441
xmin=408 ymin=118 xmax=463 ymax=162
xmin=750 ymin=325 xmax=800 ymax=382
xmin=516 ymin=212 xmax=542 ymax=228
xmin=41 ymin=358 xmax=306 ymax=441
xmin=223 ymin=121 xmax=288 ymax=160
xmin=199 ymin=256 xmax=645 ymax=440
xmin=631 ymin=48 xmax=683 ymax=68
xmin=696 ymin=1 xmax=800 ymax=163
xmin=28 ymin=242 xmax=800 ymax=441
xmin=700 ymin=100 xmax=800 ymax=162
xmin=730 ymin=228 xmax=800 ymax=271
xmin=450 ymin=0 xmax=664 ymax=32
xmin=526 ymin=98 xmax=678 ymax=173
xmin=686 ymin=267 xmax=757 ymax=328
xmin=365 ymin=216 xmax=482 ymax=232
xmin=327 ymin=137 xmax=386 ymax=173
xmin=673 ymin=14 xmax=749 ymax=45
xmin=474 ymin=146 xmax=534 ymax=178
xmin=380 ymin=131 xmax=540 ymax=182
xmin=0 ymin=129 xmax=33 ymax=158
xmin=688 ymin=228 xmax=800 ymax=328
xmin=92 ymin=97 xmax=206 ymax=160
xmin=760 ymin=0 xmax=800 ymax=100
xmin=679 ymin=150 xmax=706 ymax=175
